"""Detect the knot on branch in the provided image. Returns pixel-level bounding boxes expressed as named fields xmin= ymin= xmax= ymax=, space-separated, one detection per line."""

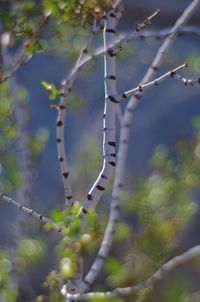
xmin=61 ymin=279 xmax=87 ymax=297
xmin=107 ymin=48 xmax=117 ymax=57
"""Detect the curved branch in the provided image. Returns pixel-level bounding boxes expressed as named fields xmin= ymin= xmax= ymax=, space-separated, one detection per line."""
xmin=62 ymin=244 xmax=200 ymax=300
xmin=57 ymin=19 xmax=104 ymax=208
xmin=78 ymin=7 xmax=119 ymax=216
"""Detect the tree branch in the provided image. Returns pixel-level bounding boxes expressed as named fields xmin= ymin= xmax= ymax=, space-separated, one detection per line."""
xmin=121 ymin=63 xmax=200 ymax=98
xmin=77 ymin=5 xmax=120 ymax=216
xmin=62 ymin=244 xmax=200 ymax=300
xmin=80 ymin=63 xmax=189 ymax=291
xmin=76 ymin=0 xmax=200 ymax=294
xmin=57 ymin=18 xmax=104 ymax=208
xmin=115 ymin=0 xmax=200 ymax=224
xmin=0 ymin=193 xmax=64 ymax=234
xmin=103 ymin=25 xmax=200 ymax=63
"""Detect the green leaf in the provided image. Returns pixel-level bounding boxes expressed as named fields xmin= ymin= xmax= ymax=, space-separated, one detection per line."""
xmin=68 ymin=217 xmax=81 ymax=236
xmin=51 ymin=209 xmax=63 ymax=223
xmin=41 ymin=81 xmax=62 ymax=100
xmin=41 ymin=81 xmax=53 ymax=91
xmin=105 ymin=257 xmax=122 ymax=275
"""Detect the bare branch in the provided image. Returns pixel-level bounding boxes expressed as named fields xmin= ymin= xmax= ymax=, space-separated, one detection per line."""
xmin=80 ymin=63 xmax=188 ymax=291
xmin=76 ymin=3 xmax=166 ymax=291
xmin=78 ymin=4 xmax=120 ymax=216
xmin=77 ymin=3 xmax=162 ymax=217
xmin=62 ymin=245 xmax=200 ymax=300
xmin=122 ymin=63 xmax=189 ymax=98
xmin=101 ymin=63 xmax=187 ymax=103
xmin=115 ymin=0 xmax=200 ymax=221
xmin=0 ymin=193 xmax=64 ymax=234
xmin=109 ymin=26 xmax=200 ymax=55
xmin=136 ymin=8 xmax=160 ymax=32
xmin=57 ymin=18 xmax=104 ymax=208
xmin=170 ymin=71 xmax=200 ymax=86
xmin=53 ymin=26 xmax=200 ymax=98
xmin=77 ymin=0 xmax=200 ymax=293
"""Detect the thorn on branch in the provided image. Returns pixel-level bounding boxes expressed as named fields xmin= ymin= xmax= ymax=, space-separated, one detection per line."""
xmin=105 ymin=75 xmax=117 ymax=80
xmin=106 ymin=29 xmax=116 ymax=34
xmin=63 ymin=172 xmax=69 ymax=178
xmin=82 ymin=48 xmax=88 ymax=54
xmin=87 ymin=194 xmax=93 ymax=201
xmin=152 ymin=66 xmax=159 ymax=71
xmin=139 ymin=85 xmax=143 ymax=92
xmin=108 ymin=141 xmax=116 ymax=147
xmin=96 ymin=185 xmax=105 ymax=191
xmin=107 ymin=49 xmax=117 ymax=57
xmin=108 ymin=96 xmax=119 ymax=103
xmin=170 ymin=70 xmax=176 ymax=77
xmin=57 ymin=120 xmax=63 ymax=127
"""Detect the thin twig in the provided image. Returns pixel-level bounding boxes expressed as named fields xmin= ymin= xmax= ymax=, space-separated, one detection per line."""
xmin=108 ymin=25 xmax=200 ymax=56
xmin=99 ymin=63 xmax=187 ymax=103
xmin=122 ymin=63 xmax=190 ymax=98
xmin=170 ymin=71 xmax=200 ymax=86
xmin=136 ymin=8 xmax=160 ymax=32
xmin=0 ymin=193 xmax=64 ymax=234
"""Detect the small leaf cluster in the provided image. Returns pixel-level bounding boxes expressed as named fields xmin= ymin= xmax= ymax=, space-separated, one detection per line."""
xmin=42 ymin=123 xmax=200 ymax=301
xmin=114 ymin=123 xmax=200 ymax=301
xmin=1 ymin=1 xmax=44 ymax=49
xmin=41 ymin=81 xmax=62 ymax=100
xmin=43 ymin=0 xmax=109 ymax=27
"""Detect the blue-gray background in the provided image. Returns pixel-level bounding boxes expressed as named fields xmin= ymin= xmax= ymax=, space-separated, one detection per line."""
xmin=5 ymin=0 xmax=200 ymax=239
xmin=0 ymin=0 xmax=200 ymax=299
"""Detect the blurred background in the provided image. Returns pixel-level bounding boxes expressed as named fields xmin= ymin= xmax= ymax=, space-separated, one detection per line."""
xmin=0 ymin=0 xmax=200 ymax=301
